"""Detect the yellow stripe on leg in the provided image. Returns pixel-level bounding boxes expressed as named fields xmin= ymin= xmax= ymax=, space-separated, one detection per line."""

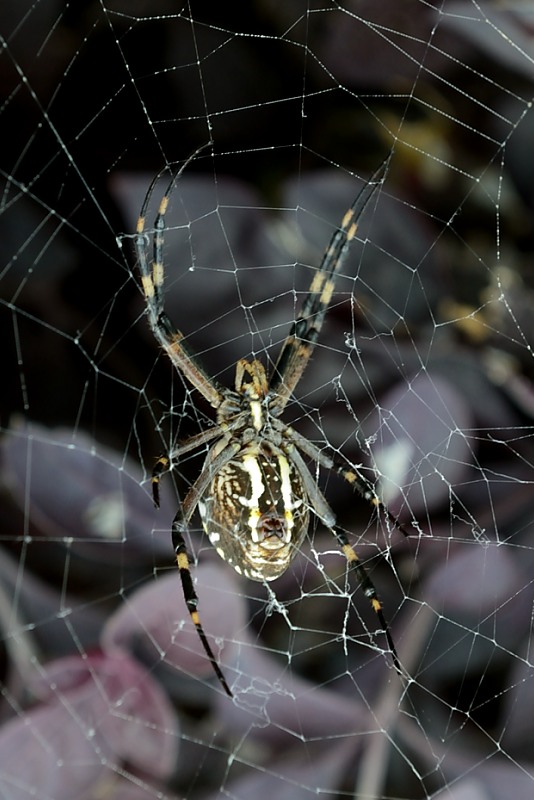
xmin=342 ymin=542 xmax=358 ymax=563
xmin=319 ymin=278 xmax=335 ymax=306
xmin=142 ymin=275 xmax=155 ymax=299
xmin=177 ymin=551 xmax=189 ymax=570
xmin=152 ymin=261 xmax=164 ymax=287
xmin=310 ymin=271 xmax=326 ymax=294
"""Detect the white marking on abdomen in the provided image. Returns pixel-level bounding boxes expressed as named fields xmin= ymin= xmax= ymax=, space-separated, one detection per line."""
xmin=277 ymin=454 xmax=302 ymax=541
xmin=239 ymin=454 xmax=265 ymax=542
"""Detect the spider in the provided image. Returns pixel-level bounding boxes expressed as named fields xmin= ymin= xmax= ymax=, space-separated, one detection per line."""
xmin=135 ymin=152 xmax=406 ymax=697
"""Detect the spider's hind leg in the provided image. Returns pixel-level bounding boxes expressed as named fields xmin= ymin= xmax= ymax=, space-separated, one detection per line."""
xmin=333 ymin=525 xmax=402 ymax=674
xmin=280 ymin=434 xmax=403 ymax=674
xmin=171 ymin=514 xmax=234 ymax=697
xmin=281 ymin=422 xmax=410 ymax=538
xmin=151 ymin=455 xmax=170 ymax=508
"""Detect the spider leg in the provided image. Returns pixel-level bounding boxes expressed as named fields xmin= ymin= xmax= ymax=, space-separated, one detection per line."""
xmin=269 ymin=161 xmax=388 ymax=415
xmin=135 ymin=148 xmax=224 ymax=410
xmin=282 ymin=439 xmax=401 ymax=672
xmin=180 ymin=438 xmax=242 ymax=524
xmin=171 ymin=515 xmax=233 ymax=697
xmin=151 ymin=422 xmax=238 ymax=507
xmin=152 ymin=455 xmax=170 ymax=508
xmin=278 ymin=420 xmax=409 ymax=537
xmin=163 ymin=437 xmax=243 ymax=696
xmin=332 ymin=526 xmax=401 ymax=673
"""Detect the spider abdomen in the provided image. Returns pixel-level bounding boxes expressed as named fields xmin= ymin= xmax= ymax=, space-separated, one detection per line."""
xmin=199 ymin=442 xmax=309 ymax=581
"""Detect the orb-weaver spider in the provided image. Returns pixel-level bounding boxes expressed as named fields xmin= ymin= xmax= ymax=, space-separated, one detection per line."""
xmin=135 ymin=152 xmax=406 ymax=696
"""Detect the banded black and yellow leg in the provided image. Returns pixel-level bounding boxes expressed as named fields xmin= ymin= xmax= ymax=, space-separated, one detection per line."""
xmin=150 ymin=424 xmax=235 ymax=510
xmin=334 ymin=526 xmax=401 ymax=674
xmin=172 ymin=517 xmax=233 ymax=697
xmin=279 ymin=421 xmax=410 ymax=538
xmin=280 ymin=439 xmax=401 ymax=673
xmin=135 ymin=152 xmax=224 ymax=410
xmin=269 ymin=160 xmax=388 ymax=413
xmin=151 ymin=455 xmax=170 ymax=508
xmin=334 ymin=463 xmax=410 ymax=538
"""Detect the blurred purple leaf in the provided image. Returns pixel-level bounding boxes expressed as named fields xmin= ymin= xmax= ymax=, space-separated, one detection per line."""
xmin=435 ymin=759 xmax=534 ymax=800
xmin=318 ymin=0 xmax=468 ymax=88
xmin=0 ymin=651 xmax=179 ymax=799
xmin=431 ymin=355 xmax=521 ymax=431
xmin=0 ymin=546 xmax=105 ymax=711
xmin=433 ymin=776 xmax=491 ymax=800
xmin=499 ymin=641 xmax=534 ymax=759
xmin=425 ymin=542 xmax=528 ymax=618
xmin=0 ymin=421 xmax=171 ymax=562
xmin=104 ymin=778 xmax=180 ymax=800
xmin=421 ymin=543 xmax=532 ymax=675
xmin=103 ymin=561 xmax=375 ymax=742
xmin=216 ymin=634 xmax=373 ymax=744
xmin=102 ymin=562 xmax=246 ymax=697
xmin=205 ymin=738 xmax=358 ymax=800
xmin=364 ymin=373 xmax=472 ymax=519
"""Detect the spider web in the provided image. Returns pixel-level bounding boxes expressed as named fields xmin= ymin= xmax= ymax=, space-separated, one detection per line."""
xmin=1 ymin=2 xmax=534 ymax=798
